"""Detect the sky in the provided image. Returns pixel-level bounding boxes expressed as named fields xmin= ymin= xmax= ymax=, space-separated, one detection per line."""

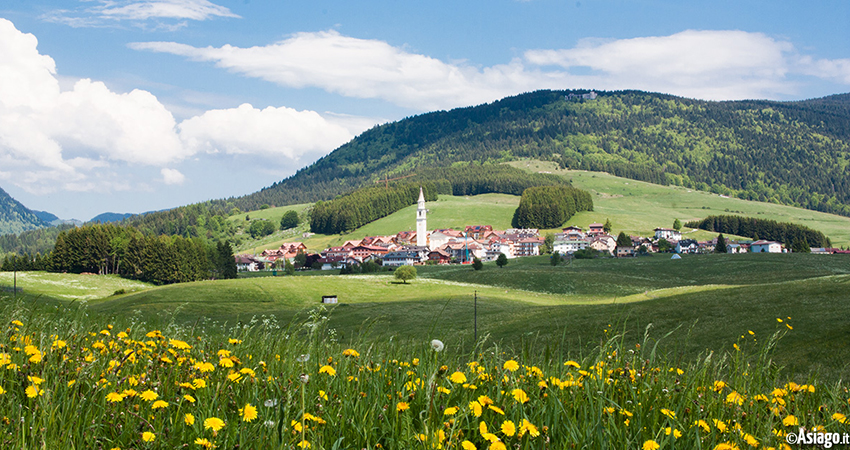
xmin=1 ymin=1 xmax=849 ymax=221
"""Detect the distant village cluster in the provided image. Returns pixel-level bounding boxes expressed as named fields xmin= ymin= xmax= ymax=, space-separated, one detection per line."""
xmin=234 ymin=188 xmax=843 ymax=272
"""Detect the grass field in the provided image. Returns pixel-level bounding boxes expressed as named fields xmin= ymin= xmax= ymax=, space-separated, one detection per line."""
xmin=509 ymin=160 xmax=850 ymax=246
xmin=0 ymin=271 xmax=151 ymax=300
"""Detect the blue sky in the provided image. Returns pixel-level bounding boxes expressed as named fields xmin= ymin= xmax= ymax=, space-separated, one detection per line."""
xmin=1 ymin=0 xmax=849 ymax=220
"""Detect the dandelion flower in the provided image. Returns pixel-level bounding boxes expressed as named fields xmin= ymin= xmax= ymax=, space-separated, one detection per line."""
xmin=319 ymin=365 xmax=336 ymax=376
xmin=396 ymin=402 xmax=409 ymax=412
xmin=430 ymin=340 xmax=445 ymax=352
xmin=488 ymin=441 xmax=506 ymax=450
xmin=461 ymin=441 xmax=477 ymax=450
xmin=141 ymin=431 xmax=155 ymax=442
xmin=106 ymin=392 xmax=125 ymax=403
xmin=185 ymin=413 xmax=195 ymax=425
xmin=297 ymin=440 xmax=310 ymax=448
xmin=503 ymin=360 xmax=519 ymax=372
xmin=695 ymin=420 xmax=710 ymax=433
xmin=449 ymin=372 xmax=467 ymax=384
xmin=519 ymin=419 xmax=540 ymax=437
xmin=726 ymin=391 xmax=745 ymax=405
xmin=184 ymin=394 xmax=196 ymax=403
xmin=833 ymin=413 xmax=847 ymax=424
xmin=25 ymin=385 xmax=43 ymax=398
xmin=469 ymin=400 xmax=483 ymax=417
xmin=342 ymin=349 xmax=359 ymax=357
xmin=240 ymin=403 xmax=258 ymax=422
xmin=511 ymin=388 xmax=529 ymax=404
xmin=712 ymin=443 xmax=739 ymax=450
xmin=782 ymin=415 xmax=799 ymax=426
xmin=488 ymin=405 xmax=505 ymax=415
xmin=661 ymin=408 xmax=676 ymax=419
xmin=643 ymin=440 xmax=660 ymax=450
xmin=194 ymin=437 xmax=216 ymax=448
xmin=203 ymin=417 xmax=225 ymax=432
xmin=140 ymin=390 xmax=158 ymax=401
xmin=444 ymin=407 xmax=458 ymax=416
xmin=0 ymin=386 xmax=5 ymax=395
xmin=500 ymin=420 xmax=516 ymax=437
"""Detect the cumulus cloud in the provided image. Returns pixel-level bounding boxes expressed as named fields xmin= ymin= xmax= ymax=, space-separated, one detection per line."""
xmin=0 ymin=18 xmax=366 ymax=195
xmin=43 ymin=0 xmax=239 ymax=28
xmin=179 ymin=104 xmax=358 ymax=162
xmin=133 ymin=29 xmax=850 ymax=108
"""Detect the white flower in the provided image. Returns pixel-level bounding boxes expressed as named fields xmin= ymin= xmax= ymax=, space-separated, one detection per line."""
xmin=264 ymin=399 xmax=278 ymax=408
xmin=300 ymin=374 xmax=310 ymax=384
xmin=430 ymin=339 xmax=445 ymax=352
xmin=296 ymin=354 xmax=310 ymax=363
xmin=264 ymin=420 xmax=275 ymax=427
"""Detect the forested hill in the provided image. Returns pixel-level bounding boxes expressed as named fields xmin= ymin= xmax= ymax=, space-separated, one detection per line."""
xmin=233 ymin=90 xmax=850 ymax=217
xmin=0 ymin=186 xmax=46 ymax=235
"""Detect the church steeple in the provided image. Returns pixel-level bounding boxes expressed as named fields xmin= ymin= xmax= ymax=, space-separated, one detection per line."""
xmin=416 ymin=187 xmax=427 ymax=247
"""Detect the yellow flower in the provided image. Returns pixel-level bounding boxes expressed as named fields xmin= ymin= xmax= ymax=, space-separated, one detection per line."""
xmin=240 ymin=403 xmax=258 ymax=422
xmin=500 ymin=420 xmax=516 ymax=437
xmin=67 ymin=380 xmax=76 ymax=388
xmin=518 ymin=419 xmax=540 ymax=437
xmin=833 ymin=413 xmax=847 ymax=424
xmin=743 ymin=433 xmax=759 ymax=447
xmin=449 ymin=371 xmax=467 ymax=384
xmin=342 ymin=348 xmax=359 ymax=357
xmin=319 ymin=365 xmax=336 ymax=376
xmin=461 ymin=441 xmax=477 ymax=450
xmin=218 ymin=358 xmax=234 ymax=368
xmin=140 ymin=390 xmax=158 ymax=401
xmin=661 ymin=408 xmax=676 ymax=419
xmin=141 ymin=431 xmax=155 ymax=442
xmin=396 ymin=402 xmax=409 ymax=412
xmin=489 ymin=441 xmax=506 ymax=450
xmin=194 ymin=437 xmax=216 ymax=448
xmin=444 ymin=407 xmax=458 ymax=415
xmin=169 ymin=339 xmax=191 ymax=350
xmin=713 ymin=443 xmax=740 ymax=450
xmin=511 ymin=388 xmax=529 ymax=404
xmin=297 ymin=440 xmax=310 ymax=449
xmin=193 ymin=379 xmax=207 ymax=389
xmin=184 ymin=394 xmax=196 ymax=403
xmin=713 ymin=380 xmax=727 ymax=391
xmin=503 ymin=360 xmax=519 ymax=372
xmin=25 ymin=385 xmax=43 ymax=398
xmin=695 ymin=420 xmax=710 ymax=433
xmin=437 ymin=387 xmax=451 ymax=394
xmin=726 ymin=391 xmax=745 ymax=405
xmin=488 ymin=405 xmax=505 ymax=415
xmin=643 ymin=440 xmax=660 ymax=450
xmin=106 ymin=392 xmax=125 ymax=403
xmin=782 ymin=415 xmax=799 ymax=427
xmin=318 ymin=390 xmax=328 ymax=401
xmin=203 ymin=417 xmax=225 ymax=432
xmin=0 ymin=386 xmax=5 ymax=395
xmin=185 ymin=413 xmax=195 ymax=425
xmin=713 ymin=419 xmax=728 ymax=433
xmin=151 ymin=400 xmax=168 ymax=409
xmin=469 ymin=401 xmax=483 ymax=417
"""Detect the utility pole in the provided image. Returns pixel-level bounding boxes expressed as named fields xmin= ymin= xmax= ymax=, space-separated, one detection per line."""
xmin=13 ymin=259 xmax=17 ymax=300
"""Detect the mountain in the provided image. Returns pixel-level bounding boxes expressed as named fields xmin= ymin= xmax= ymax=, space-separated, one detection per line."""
xmin=231 ymin=90 xmax=850 ymax=217
xmin=89 ymin=212 xmax=136 ymax=224
xmin=32 ymin=210 xmax=59 ymax=224
xmin=0 ymin=186 xmax=47 ymax=235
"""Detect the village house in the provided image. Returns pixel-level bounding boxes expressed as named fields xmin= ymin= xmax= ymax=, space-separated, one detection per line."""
xmin=322 ymin=246 xmax=353 ymax=258
xmin=515 ymin=237 xmax=544 ymax=257
xmin=750 ymin=240 xmax=784 ymax=253
xmin=235 ymin=255 xmax=260 ymax=272
xmin=587 ymin=223 xmax=605 ymax=236
xmin=654 ymin=228 xmax=682 ymax=241
xmin=553 ymin=235 xmax=590 ymax=254
xmin=464 ymin=225 xmax=493 ymax=240
xmin=382 ymin=250 xmax=421 ymax=267
xmin=616 ymin=245 xmax=636 ymax=257
xmin=427 ymin=249 xmax=452 ymax=264
xmin=428 ymin=229 xmax=463 ymax=250
xmin=675 ymin=239 xmax=700 ymax=254
xmin=590 ymin=234 xmax=616 ymax=255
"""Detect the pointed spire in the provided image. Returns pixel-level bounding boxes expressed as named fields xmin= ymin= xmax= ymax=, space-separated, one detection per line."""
xmin=418 ymin=187 xmax=425 ymax=203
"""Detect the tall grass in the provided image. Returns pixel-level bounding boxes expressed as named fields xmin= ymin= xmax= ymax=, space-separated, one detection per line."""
xmin=1 ymin=297 xmax=847 ymax=449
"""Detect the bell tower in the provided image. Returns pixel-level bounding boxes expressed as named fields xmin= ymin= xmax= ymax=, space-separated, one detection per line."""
xmin=416 ymin=187 xmax=427 ymax=247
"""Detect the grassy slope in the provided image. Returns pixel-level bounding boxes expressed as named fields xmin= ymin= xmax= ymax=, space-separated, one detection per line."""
xmin=510 ymin=160 xmax=850 ymax=245
xmin=0 ymin=272 xmax=151 ymax=300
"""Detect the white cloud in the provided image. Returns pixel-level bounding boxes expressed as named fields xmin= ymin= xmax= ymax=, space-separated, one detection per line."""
xmin=178 ymin=103 xmax=360 ymax=162
xmin=133 ymin=29 xmax=850 ymax=109
xmin=0 ymin=18 xmax=367 ymax=196
xmin=160 ymin=168 xmax=185 ymax=185
xmin=43 ymin=0 xmax=239 ymax=28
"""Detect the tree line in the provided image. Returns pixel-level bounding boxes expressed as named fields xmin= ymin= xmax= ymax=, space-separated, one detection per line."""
xmin=3 ymin=223 xmax=238 ymax=285
xmin=512 ymin=185 xmax=594 ymax=228
xmin=685 ymin=215 xmax=831 ymax=248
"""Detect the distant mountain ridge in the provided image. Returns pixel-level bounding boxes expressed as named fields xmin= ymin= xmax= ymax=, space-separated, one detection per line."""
xmin=228 ymin=89 xmax=850 ymax=217
xmin=90 ymin=212 xmax=136 ymax=224
xmin=0 ymin=187 xmax=47 ymax=235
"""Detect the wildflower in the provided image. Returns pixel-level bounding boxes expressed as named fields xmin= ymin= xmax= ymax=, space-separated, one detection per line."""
xmin=235 ymin=403 xmax=258 ymax=422
xmin=449 ymin=371 xmax=467 ymax=383
xmin=185 ymin=413 xmax=195 ymax=425
xmin=169 ymin=339 xmax=191 ymax=350
xmin=264 ymin=399 xmax=278 ymax=408
xmin=782 ymin=415 xmax=799 ymax=426
xmin=742 ymin=433 xmax=759 ymax=447
xmin=518 ymin=419 xmax=540 ymax=437
xmin=194 ymin=362 xmax=215 ymax=372
xmin=488 ymin=405 xmax=505 ymax=415
xmin=489 ymin=442 xmax=506 ymax=450
xmin=503 ymin=360 xmax=519 ymax=372
xmin=469 ymin=401 xmax=483 ymax=417
xmin=437 ymin=387 xmax=451 ymax=394
xmin=204 ymin=417 xmax=225 ymax=432
xmin=477 ymin=395 xmax=494 ymax=406
xmin=192 ymin=379 xmax=207 ymax=389
xmin=0 ymin=387 xmax=5 ymax=395
xmin=643 ymin=440 xmax=660 ymax=450
xmin=297 ymin=440 xmax=310 ymax=448
xmin=184 ymin=394 xmax=196 ymax=403
xmin=319 ymin=390 xmax=328 ymax=401
xmin=319 ymin=365 xmax=336 ymax=376
xmin=695 ymin=420 xmax=710 ymax=433
xmin=713 ymin=419 xmax=728 ymax=433
xmin=194 ymin=437 xmax=216 ymax=448
xmin=25 ymin=385 xmax=43 ymax=398
xmin=726 ymin=391 xmax=745 ymax=405
xmin=833 ymin=413 xmax=847 ymax=424
xmin=713 ymin=380 xmax=727 ymax=391
xmin=430 ymin=340 xmax=445 ymax=352
xmin=142 ymin=432 xmax=155 ymax=442
xmin=713 ymin=443 xmax=739 ymax=450
xmin=665 ymin=427 xmax=682 ymax=438
xmin=511 ymin=388 xmax=529 ymax=404
xmin=152 ymin=400 xmax=168 ymax=409
xmin=106 ymin=392 xmax=125 ymax=403
xmin=661 ymin=408 xmax=676 ymax=419
xmin=444 ymin=407 xmax=458 ymax=416
xmin=219 ymin=358 xmax=234 ymax=368
xmin=343 ymin=349 xmax=359 ymax=357
xmin=396 ymin=402 xmax=409 ymax=412
xmin=461 ymin=441 xmax=477 ymax=450
xmin=500 ymin=420 xmax=516 ymax=437
xmin=140 ymin=390 xmax=158 ymax=401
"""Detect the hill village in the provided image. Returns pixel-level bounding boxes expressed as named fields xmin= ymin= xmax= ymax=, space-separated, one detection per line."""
xmin=234 ymin=188 xmax=819 ymax=272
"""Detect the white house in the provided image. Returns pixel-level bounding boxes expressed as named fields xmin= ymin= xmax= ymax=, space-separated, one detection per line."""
xmin=589 ymin=235 xmax=616 ymax=255
xmin=750 ymin=240 xmax=783 ymax=253
xmin=654 ymin=228 xmax=682 ymax=241
xmin=553 ymin=237 xmax=590 ymax=254
xmin=382 ymin=251 xmax=421 ymax=266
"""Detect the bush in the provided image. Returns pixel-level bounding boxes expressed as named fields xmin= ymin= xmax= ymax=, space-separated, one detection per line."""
xmin=394 ymin=265 xmax=417 ymax=283
xmin=472 ymin=257 xmax=483 ymax=270
xmin=280 ymin=210 xmax=299 ymax=229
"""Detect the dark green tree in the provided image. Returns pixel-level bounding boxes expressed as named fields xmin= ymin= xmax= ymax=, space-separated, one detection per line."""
xmin=280 ymin=210 xmax=299 ymax=229
xmin=550 ymin=251 xmax=561 ymax=266
xmin=791 ymin=237 xmax=811 ymax=253
xmin=616 ymin=232 xmax=632 ymax=247
xmin=673 ymin=219 xmax=682 ymax=231
xmin=540 ymin=233 xmax=555 ymax=254
xmin=284 ymin=259 xmax=295 ymax=275
xmin=715 ymin=234 xmax=727 ymax=253
xmin=294 ymin=251 xmax=307 ymax=268
xmin=658 ymin=238 xmax=671 ymax=253
xmin=495 ymin=253 xmax=508 ymax=268
xmin=603 ymin=219 xmax=612 ymax=234
xmin=472 ymin=257 xmax=483 ymax=270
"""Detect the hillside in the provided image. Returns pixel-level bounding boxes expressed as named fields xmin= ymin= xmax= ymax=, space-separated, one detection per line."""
xmin=0 ymin=186 xmax=46 ymax=235
xmin=233 ymin=90 xmax=850 ymax=217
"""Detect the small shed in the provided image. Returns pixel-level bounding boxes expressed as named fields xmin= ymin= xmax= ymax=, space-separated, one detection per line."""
xmin=321 ymin=295 xmax=338 ymax=304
